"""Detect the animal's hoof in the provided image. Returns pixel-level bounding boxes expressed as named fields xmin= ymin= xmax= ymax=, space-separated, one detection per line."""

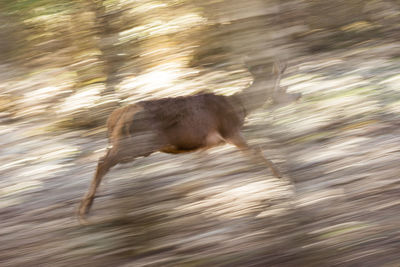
xmin=272 ymin=169 xmax=282 ymax=178
xmin=77 ymin=205 xmax=92 ymax=225
xmin=78 ymin=214 xmax=90 ymax=225
xmin=77 ymin=199 xmax=93 ymax=225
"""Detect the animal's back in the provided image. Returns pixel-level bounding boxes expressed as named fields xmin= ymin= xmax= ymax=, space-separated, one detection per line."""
xmin=106 ymin=93 xmax=244 ymax=153
xmin=141 ymin=93 xmax=244 ymax=152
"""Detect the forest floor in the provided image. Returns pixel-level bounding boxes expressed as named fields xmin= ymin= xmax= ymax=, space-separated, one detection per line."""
xmin=1 ymin=41 xmax=400 ymax=266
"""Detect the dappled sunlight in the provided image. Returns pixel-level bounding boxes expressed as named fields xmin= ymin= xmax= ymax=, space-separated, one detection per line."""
xmin=120 ymin=13 xmax=207 ymax=41
xmin=24 ymin=86 xmax=63 ymax=102
xmin=379 ymin=74 xmax=400 ymax=90
xmin=1 ymin=180 xmax=43 ymax=198
xmin=130 ymin=1 xmax=167 ymax=13
xmin=119 ymin=62 xmax=197 ymax=99
xmin=298 ymin=137 xmax=371 ymax=164
xmin=0 ymin=157 xmax=39 ymax=173
xmin=297 ymin=188 xmax=344 ymax=207
xmin=119 ymin=63 xmax=249 ymax=102
xmin=57 ymin=84 xmax=104 ymax=114
xmin=1 ymin=0 xmax=400 ymax=266
xmin=178 ymin=180 xmax=291 ymax=219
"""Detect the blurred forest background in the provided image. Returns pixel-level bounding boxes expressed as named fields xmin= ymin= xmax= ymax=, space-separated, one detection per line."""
xmin=1 ymin=0 xmax=400 ymax=266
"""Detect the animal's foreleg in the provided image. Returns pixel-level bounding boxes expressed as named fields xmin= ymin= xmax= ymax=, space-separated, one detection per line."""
xmin=79 ymin=149 xmax=118 ymax=221
xmin=227 ymin=133 xmax=282 ymax=178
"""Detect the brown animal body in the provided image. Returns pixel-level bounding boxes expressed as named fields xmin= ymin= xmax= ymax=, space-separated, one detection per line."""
xmin=78 ymin=61 xmax=301 ymax=221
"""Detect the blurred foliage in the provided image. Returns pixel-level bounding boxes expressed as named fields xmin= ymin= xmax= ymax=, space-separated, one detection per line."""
xmin=2 ymin=0 xmax=74 ymax=15
xmin=1 ymin=0 xmax=399 ymax=127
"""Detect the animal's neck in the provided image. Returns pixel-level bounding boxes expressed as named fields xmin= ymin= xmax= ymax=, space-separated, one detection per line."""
xmin=233 ymin=76 xmax=273 ymax=114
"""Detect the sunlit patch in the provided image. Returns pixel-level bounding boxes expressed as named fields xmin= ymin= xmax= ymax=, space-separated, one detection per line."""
xmin=340 ymin=21 xmax=374 ymax=32
xmin=119 ymin=59 xmax=249 ymax=102
xmin=298 ymin=59 xmax=344 ymax=71
xmin=0 ymin=157 xmax=38 ymax=172
xmin=16 ymin=163 xmax=68 ymax=180
xmin=57 ymin=84 xmax=104 ymax=114
xmin=151 ymin=14 xmax=207 ymax=35
xmin=178 ymin=180 xmax=291 ymax=219
xmin=379 ymin=74 xmax=400 ymax=91
xmin=31 ymin=143 xmax=80 ymax=161
xmin=0 ymin=198 xmax=23 ymax=209
xmin=0 ymin=180 xmax=43 ymax=198
xmin=299 ymin=137 xmax=370 ymax=163
xmin=297 ymin=189 xmax=344 ymax=207
xmin=311 ymin=221 xmax=370 ymax=237
xmin=143 ymin=68 xmax=180 ymax=89
xmin=119 ymin=62 xmax=201 ymax=99
xmin=290 ymin=75 xmax=367 ymax=95
xmin=386 ymin=100 xmax=400 ymax=114
xmin=120 ymin=13 xmax=207 ymax=41
xmin=121 ymin=63 xmax=180 ymax=89
xmin=24 ymin=86 xmax=61 ymax=101
xmin=134 ymin=2 xmax=167 ymax=13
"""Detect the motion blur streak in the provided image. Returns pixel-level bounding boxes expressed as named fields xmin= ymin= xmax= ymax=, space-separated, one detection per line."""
xmin=0 ymin=0 xmax=400 ymax=266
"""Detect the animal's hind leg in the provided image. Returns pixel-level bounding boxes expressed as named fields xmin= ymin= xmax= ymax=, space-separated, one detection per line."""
xmin=79 ymin=148 xmax=118 ymax=220
xmin=226 ymin=133 xmax=282 ymax=178
xmin=78 ymin=131 xmax=163 ymax=222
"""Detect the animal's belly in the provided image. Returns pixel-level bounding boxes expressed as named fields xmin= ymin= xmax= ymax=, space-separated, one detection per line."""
xmin=160 ymin=145 xmax=200 ymax=154
xmin=160 ymin=132 xmax=225 ymax=154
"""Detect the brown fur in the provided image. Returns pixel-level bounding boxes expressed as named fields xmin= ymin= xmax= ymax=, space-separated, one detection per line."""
xmin=78 ymin=61 xmax=300 ymax=222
